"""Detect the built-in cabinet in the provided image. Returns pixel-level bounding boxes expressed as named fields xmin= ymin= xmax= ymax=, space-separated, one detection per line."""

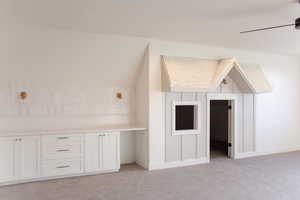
xmin=41 ymin=134 xmax=84 ymax=177
xmin=0 ymin=137 xmax=18 ymax=182
xmin=0 ymin=132 xmax=120 ymax=185
xmin=0 ymin=136 xmax=40 ymax=182
xmin=19 ymin=136 xmax=40 ymax=179
xmin=85 ymin=132 xmax=120 ymax=172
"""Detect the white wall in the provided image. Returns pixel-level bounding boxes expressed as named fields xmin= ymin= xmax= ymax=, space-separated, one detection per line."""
xmin=148 ymin=40 xmax=300 ymax=168
xmin=135 ymin=47 xmax=149 ymax=168
xmin=1 ymin=25 xmax=300 ymax=168
xmin=0 ymin=25 xmax=149 ymax=131
xmin=0 ymin=25 xmax=149 ymax=164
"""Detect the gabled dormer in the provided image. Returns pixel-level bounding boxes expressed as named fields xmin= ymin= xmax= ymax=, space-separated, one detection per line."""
xmin=162 ymin=56 xmax=272 ymax=93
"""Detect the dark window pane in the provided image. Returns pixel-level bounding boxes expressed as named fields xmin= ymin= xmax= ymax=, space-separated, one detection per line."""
xmin=176 ymin=105 xmax=195 ymax=130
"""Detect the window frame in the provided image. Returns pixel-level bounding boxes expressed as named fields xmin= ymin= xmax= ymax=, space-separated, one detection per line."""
xmin=172 ymin=101 xmax=201 ymax=136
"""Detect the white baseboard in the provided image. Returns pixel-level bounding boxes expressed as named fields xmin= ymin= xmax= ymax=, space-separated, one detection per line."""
xmin=0 ymin=169 xmax=119 ymax=187
xmin=149 ymin=158 xmax=209 ymax=170
xmin=235 ymin=152 xmax=258 ymax=159
xmin=149 ymin=147 xmax=300 ymax=170
xmin=235 ymin=146 xmax=300 ymax=159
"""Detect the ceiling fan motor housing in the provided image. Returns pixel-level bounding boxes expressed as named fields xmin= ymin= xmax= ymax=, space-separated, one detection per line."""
xmin=296 ymin=18 xmax=300 ymax=30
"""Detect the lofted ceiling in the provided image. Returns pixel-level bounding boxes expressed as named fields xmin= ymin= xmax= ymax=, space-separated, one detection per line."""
xmin=1 ymin=0 xmax=300 ymax=56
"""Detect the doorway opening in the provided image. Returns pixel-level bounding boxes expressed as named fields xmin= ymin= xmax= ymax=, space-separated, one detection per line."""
xmin=209 ymin=100 xmax=233 ymax=159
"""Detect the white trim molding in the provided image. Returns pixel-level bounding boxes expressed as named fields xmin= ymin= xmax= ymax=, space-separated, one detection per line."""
xmin=207 ymin=93 xmax=238 ymax=160
xmin=235 ymin=145 xmax=300 ymax=159
xmin=149 ymin=158 xmax=209 ymax=170
xmin=0 ymin=169 xmax=119 ymax=187
xmin=172 ymin=101 xmax=201 ymax=136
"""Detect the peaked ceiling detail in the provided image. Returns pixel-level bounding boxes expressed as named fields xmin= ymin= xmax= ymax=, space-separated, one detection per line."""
xmin=162 ymin=56 xmax=272 ymax=93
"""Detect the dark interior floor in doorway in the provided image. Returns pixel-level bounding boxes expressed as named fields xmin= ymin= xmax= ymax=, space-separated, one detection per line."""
xmin=210 ymin=141 xmax=228 ymax=159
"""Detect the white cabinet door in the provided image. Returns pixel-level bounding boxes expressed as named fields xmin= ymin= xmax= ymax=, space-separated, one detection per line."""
xmin=0 ymin=137 xmax=18 ymax=182
xmin=85 ymin=132 xmax=120 ymax=172
xmin=102 ymin=133 xmax=120 ymax=170
xmin=19 ymin=136 xmax=40 ymax=179
xmin=85 ymin=133 xmax=101 ymax=172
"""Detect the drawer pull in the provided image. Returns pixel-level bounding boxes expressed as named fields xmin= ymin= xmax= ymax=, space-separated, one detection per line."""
xmin=99 ymin=134 xmax=106 ymax=136
xmin=56 ymin=149 xmax=70 ymax=152
xmin=56 ymin=165 xmax=70 ymax=169
xmin=57 ymin=137 xmax=69 ymax=140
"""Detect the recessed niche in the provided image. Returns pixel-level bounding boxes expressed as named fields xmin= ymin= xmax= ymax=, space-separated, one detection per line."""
xmin=172 ymin=101 xmax=201 ymax=135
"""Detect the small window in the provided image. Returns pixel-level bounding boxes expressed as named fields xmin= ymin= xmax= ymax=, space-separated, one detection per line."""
xmin=176 ymin=105 xmax=195 ymax=130
xmin=172 ymin=101 xmax=201 ymax=135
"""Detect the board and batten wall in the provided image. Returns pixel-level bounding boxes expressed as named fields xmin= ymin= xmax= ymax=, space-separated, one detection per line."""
xmin=165 ymin=92 xmax=207 ymax=163
xmin=148 ymin=40 xmax=300 ymax=169
xmin=164 ymin=89 xmax=256 ymax=164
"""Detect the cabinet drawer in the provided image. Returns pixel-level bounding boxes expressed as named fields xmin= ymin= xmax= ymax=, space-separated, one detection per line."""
xmin=42 ymin=159 xmax=82 ymax=177
xmin=42 ymin=135 xmax=82 ymax=146
xmin=42 ymin=144 xmax=83 ymax=160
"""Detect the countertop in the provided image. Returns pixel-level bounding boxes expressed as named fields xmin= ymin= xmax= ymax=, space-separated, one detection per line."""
xmin=0 ymin=125 xmax=147 ymax=137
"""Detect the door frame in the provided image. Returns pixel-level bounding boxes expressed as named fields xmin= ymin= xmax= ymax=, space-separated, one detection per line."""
xmin=207 ymin=94 xmax=238 ymax=160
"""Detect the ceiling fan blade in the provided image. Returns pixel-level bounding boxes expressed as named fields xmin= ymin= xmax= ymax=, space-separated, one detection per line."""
xmin=240 ymin=23 xmax=295 ymax=34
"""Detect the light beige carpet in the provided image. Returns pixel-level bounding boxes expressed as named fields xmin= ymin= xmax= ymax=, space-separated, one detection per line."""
xmin=1 ymin=151 xmax=300 ymax=200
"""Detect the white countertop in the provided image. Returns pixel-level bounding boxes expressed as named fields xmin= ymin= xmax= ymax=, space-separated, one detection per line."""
xmin=0 ymin=125 xmax=147 ymax=137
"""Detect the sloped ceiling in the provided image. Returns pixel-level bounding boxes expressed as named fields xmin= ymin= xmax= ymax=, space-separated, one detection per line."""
xmin=0 ymin=0 xmax=300 ymax=56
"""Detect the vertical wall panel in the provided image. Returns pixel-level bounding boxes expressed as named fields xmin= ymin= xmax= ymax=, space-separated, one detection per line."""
xmin=253 ymin=95 xmax=256 ymax=152
xmin=181 ymin=93 xmax=197 ymax=160
xmin=243 ymin=94 xmax=255 ymax=152
xmin=165 ymin=93 xmax=182 ymax=162
xmin=237 ymin=94 xmax=244 ymax=153
xmin=197 ymin=93 xmax=207 ymax=158
xmin=165 ymin=91 xmax=256 ymax=162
